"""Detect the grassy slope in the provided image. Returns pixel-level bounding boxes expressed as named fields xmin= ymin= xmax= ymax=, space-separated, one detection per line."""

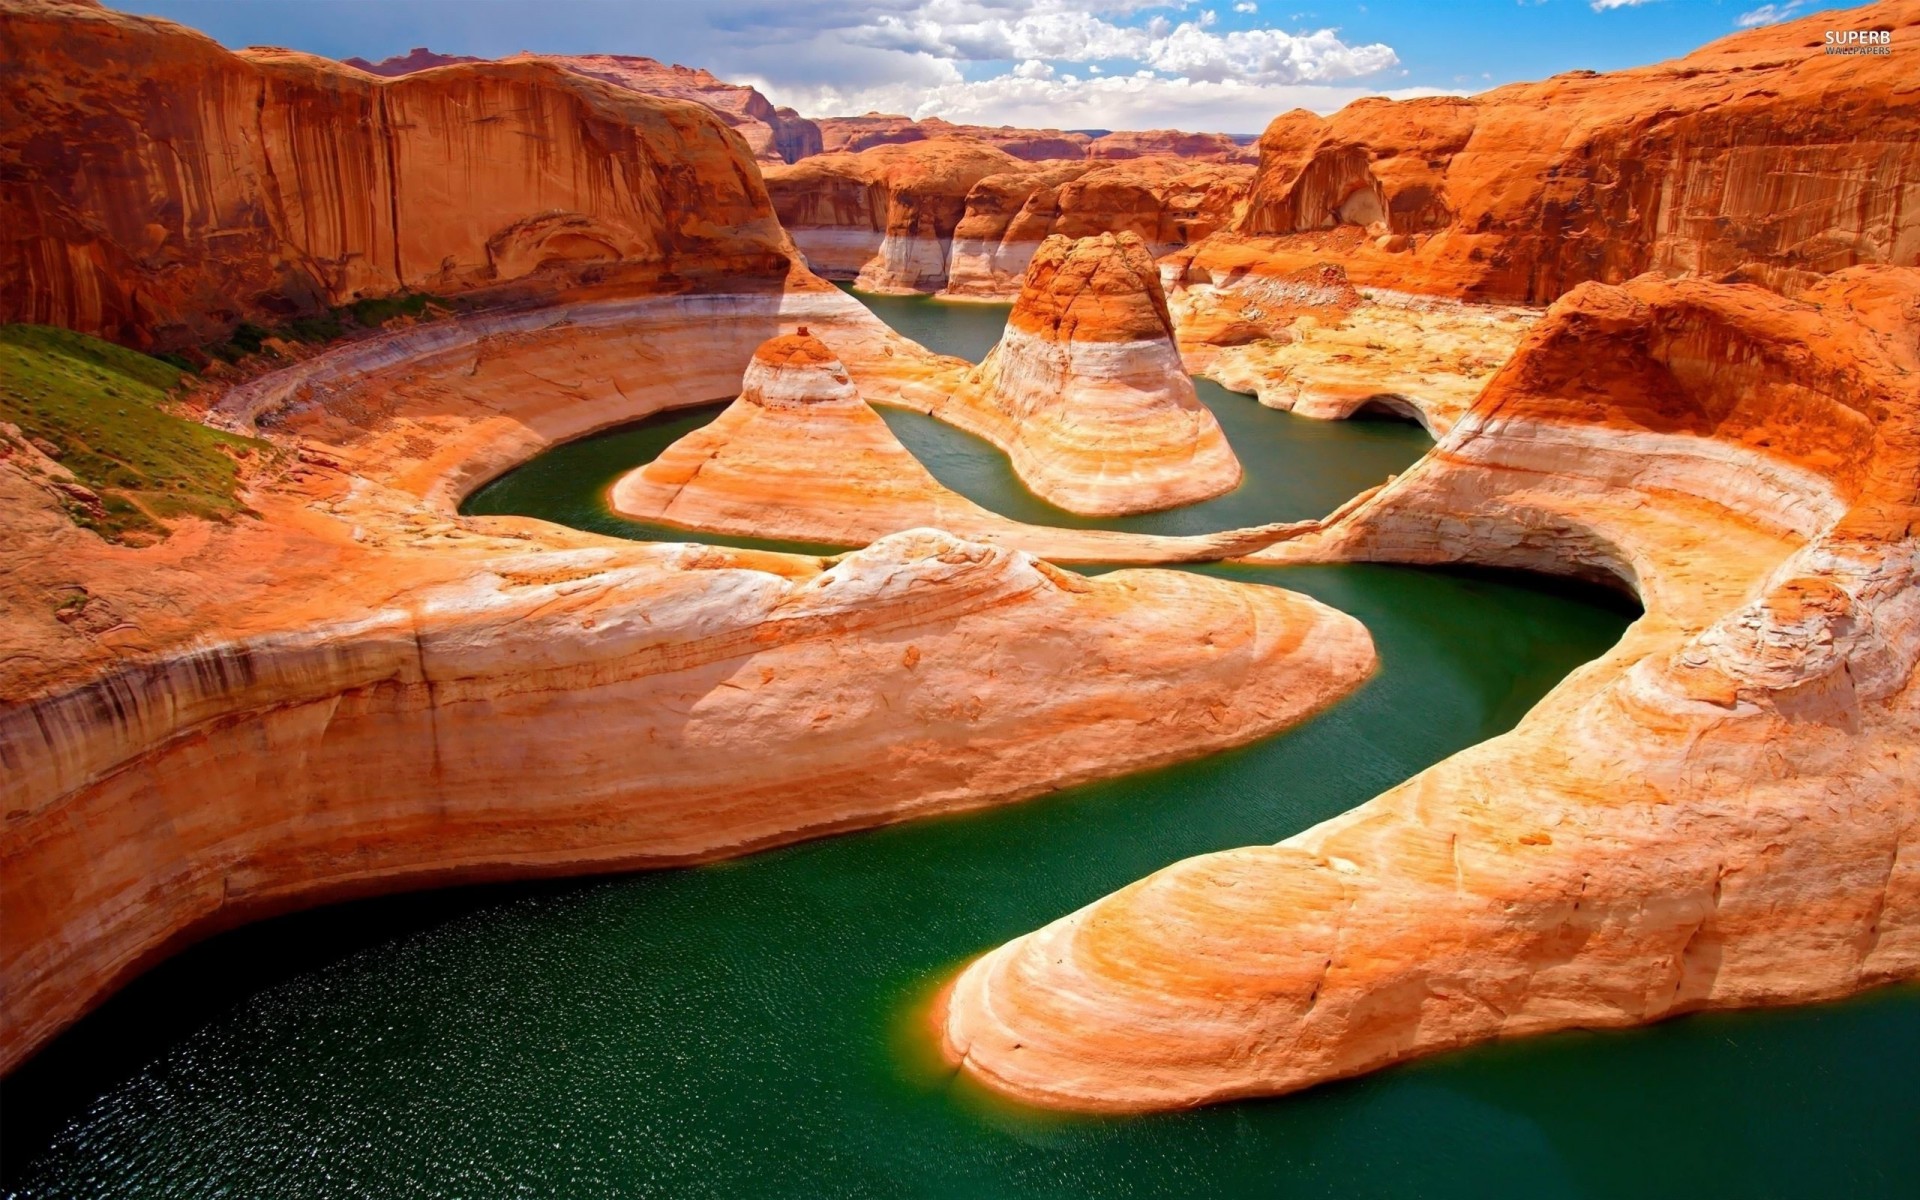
xmin=0 ymin=324 xmax=263 ymax=543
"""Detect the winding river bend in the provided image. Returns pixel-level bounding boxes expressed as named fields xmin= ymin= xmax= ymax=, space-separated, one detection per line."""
xmin=4 ymin=293 xmax=1915 ymax=1199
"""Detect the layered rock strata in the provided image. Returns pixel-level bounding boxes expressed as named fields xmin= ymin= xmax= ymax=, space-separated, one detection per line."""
xmin=345 ymin=48 xmax=825 ymax=164
xmin=0 ymin=0 xmax=796 ymax=348
xmin=1186 ymin=0 xmax=1917 ymax=303
xmin=0 ymin=274 xmax=1378 ymax=1074
xmin=941 ymin=266 xmax=1920 ymax=1110
xmin=944 ymin=159 xmax=1252 ymax=300
xmin=1167 ymin=262 xmax=1538 ymax=435
xmin=764 ymin=139 xmax=1026 ymax=291
xmin=931 ymin=233 xmax=1241 ymax=515
xmin=609 ymin=330 xmax=1306 ymax=561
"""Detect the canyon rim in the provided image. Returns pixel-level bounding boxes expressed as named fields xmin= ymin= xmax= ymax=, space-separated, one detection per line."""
xmin=2 ymin=0 xmax=1917 ymax=1195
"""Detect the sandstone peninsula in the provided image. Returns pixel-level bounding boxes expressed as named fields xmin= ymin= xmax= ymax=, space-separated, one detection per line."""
xmin=0 ymin=0 xmax=1375 ymax=1074
xmin=3 ymin=0 xmax=1917 ymax=1139
xmin=929 ymin=232 xmax=1243 ymax=516
xmin=941 ymin=265 xmax=1920 ymax=1110
xmin=607 ymin=329 xmax=1297 ymax=560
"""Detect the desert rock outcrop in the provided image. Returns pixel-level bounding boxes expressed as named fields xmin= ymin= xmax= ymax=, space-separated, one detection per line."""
xmin=0 ymin=272 xmax=1373 ymax=1074
xmin=944 ymin=159 xmax=1252 ymax=300
xmin=941 ymin=266 xmax=1920 ymax=1111
xmin=765 ymin=139 xmax=1026 ymax=291
xmin=346 ymin=48 xmax=824 ymax=164
xmin=1190 ymin=0 xmax=1917 ymax=303
xmin=930 ymin=232 xmax=1242 ymax=515
xmin=607 ymin=330 xmax=1309 ymax=560
xmin=0 ymin=0 xmax=798 ymax=348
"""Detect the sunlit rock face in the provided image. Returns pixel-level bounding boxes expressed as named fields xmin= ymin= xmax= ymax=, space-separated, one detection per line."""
xmin=930 ymin=232 xmax=1242 ymax=516
xmin=941 ymin=265 xmax=1920 ymax=1113
xmin=943 ymin=159 xmax=1253 ymax=300
xmin=764 ymin=139 xmax=1029 ymax=292
xmin=1184 ymin=0 xmax=1918 ymax=304
xmin=347 ymin=48 xmax=824 ymax=164
xmin=0 ymin=0 xmax=799 ymax=349
xmin=607 ymin=330 xmax=1307 ymax=562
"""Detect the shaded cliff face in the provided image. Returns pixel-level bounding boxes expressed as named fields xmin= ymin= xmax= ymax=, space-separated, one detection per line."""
xmin=348 ymin=48 xmax=825 ymax=165
xmin=764 ymin=138 xmax=1026 ymax=291
xmin=815 ymin=114 xmax=1093 ymax=161
xmin=944 ymin=265 xmax=1920 ymax=1112
xmin=946 ymin=158 xmax=1252 ymax=297
xmin=935 ymin=232 xmax=1243 ymax=515
xmin=1225 ymin=0 xmax=1918 ymax=301
xmin=1088 ymin=129 xmax=1258 ymax=164
xmin=0 ymin=1 xmax=799 ymax=348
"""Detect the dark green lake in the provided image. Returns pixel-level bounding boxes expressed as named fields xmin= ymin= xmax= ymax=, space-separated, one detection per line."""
xmin=5 ymin=292 xmax=1914 ymax=1199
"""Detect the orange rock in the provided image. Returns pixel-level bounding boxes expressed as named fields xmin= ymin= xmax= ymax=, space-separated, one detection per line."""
xmin=1088 ymin=129 xmax=1258 ymax=164
xmin=814 ymin=114 xmax=1092 ymax=161
xmin=1206 ymin=0 xmax=1918 ymax=302
xmin=0 ymin=273 xmax=1374 ymax=1074
xmin=348 ymin=49 xmax=824 ymax=165
xmin=764 ymin=138 xmax=1029 ymax=291
xmin=0 ymin=0 xmax=800 ymax=349
xmin=608 ymin=331 xmax=1308 ymax=561
xmin=927 ymin=233 xmax=1243 ymax=515
xmin=941 ymin=265 xmax=1920 ymax=1111
xmin=945 ymin=158 xmax=1253 ymax=299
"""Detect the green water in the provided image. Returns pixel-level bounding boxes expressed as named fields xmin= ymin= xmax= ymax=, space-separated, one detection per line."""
xmin=6 ymin=295 xmax=1915 ymax=1199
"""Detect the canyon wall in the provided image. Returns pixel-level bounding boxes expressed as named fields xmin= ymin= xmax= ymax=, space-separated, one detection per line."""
xmin=942 ymin=265 xmax=1920 ymax=1110
xmin=764 ymin=139 xmax=1028 ymax=291
xmin=0 ymin=280 xmax=1376 ymax=1073
xmin=1200 ymin=0 xmax=1918 ymax=302
xmin=767 ymin=144 xmax=1250 ymax=297
xmin=346 ymin=48 xmax=825 ymax=165
xmin=0 ymin=0 xmax=798 ymax=348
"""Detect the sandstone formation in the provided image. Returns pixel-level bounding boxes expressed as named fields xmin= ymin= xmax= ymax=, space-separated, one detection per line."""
xmin=816 ymin=114 xmax=1092 ymax=161
xmin=813 ymin=117 xmax=1256 ymax=165
xmin=930 ymin=233 xmax=1241 ymax=515
xmin=765 ymin=139 xmax=1027 ymax=291
xmin=1180 ymin=0 xmax=1917 ymax=304
xmin=1088 ymin=130 xmax=1258 ymax=164
xmin=0 ymin=270 xmax=1379 ymax=1074
xmin=346 ymin=48 xmax=824 ymax=164
xmin=1167 ymin=261 xmax=1537 ymax=434
xmin=608 ymin=329 xmax=1310 ymax=561
xmin=942 ymin=266 xmax=1920 ymax=1110
xmin=0 ymin=0 xmax=798 ymax=348
xmin=944 ymin=159 xmax=1252 ymax=300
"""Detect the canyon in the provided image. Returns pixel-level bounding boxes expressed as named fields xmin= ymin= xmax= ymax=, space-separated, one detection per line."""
xmin=2 ymin=0 xmax=1918 ymax=1170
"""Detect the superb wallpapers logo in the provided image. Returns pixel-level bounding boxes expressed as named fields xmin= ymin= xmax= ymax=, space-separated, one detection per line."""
xmin=1825 ymin=28 xmax=1893 ymax=54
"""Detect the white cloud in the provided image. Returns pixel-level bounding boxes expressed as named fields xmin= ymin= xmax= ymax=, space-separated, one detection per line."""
xmin=1735 ymin=1 xmax=1808 ymax=27
xmin=843 ymin=1 xmax=1397 ymax=86
xmin=1234 ymin=2 xmax=1259 ymax=12
xmin=1590 ymin=0 xmax=1655 ymax=10
xmin=758 ymin=70 xmax=1461 ymax=133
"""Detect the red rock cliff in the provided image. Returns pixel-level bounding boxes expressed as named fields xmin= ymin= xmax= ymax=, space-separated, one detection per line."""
xmin=0 ymin=0 xmax=799 ymax=348
xmin=1223 ymin=0 xmax=1918 ymax=301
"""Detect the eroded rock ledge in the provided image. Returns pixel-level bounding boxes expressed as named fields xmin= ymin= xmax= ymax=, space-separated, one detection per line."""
xmin=939 ymin=266 xmax=1920 ymax=1111
xmin=925 ymin=232 xmax=1243 ymax=516
xmin=0 ymin=282 xmax=1377 ymax=1074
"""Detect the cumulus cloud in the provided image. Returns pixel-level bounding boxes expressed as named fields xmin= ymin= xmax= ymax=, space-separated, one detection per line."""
xmin=756 ymin=70 xmax=1460 ymax=132
xmin=1735 ymin=1 xmax=1808 ymax=27
xmin=843 ymin=1 xmax=1398 ymax=86
xmin=1235 ymin=2 xmax=1259 ymax=12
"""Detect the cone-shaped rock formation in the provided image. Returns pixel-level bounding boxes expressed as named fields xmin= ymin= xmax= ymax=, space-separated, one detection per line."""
xmin=939 ymin=232 xmax=1242 ymax=515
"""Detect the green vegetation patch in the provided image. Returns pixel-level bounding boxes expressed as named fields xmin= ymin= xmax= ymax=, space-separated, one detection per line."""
xmin=0 ymin=324 xmax=264 ymax=543
xmin=206 ymin=293 xmax=448 ymax=363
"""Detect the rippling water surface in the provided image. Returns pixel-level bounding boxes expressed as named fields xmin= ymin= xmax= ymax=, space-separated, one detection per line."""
xmin=6 ymin=290 xmax=1914 ymax=1200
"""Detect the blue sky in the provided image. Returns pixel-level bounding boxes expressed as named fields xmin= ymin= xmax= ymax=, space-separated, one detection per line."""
xmin=120 ymin=1 xmax=1847 ymax=131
